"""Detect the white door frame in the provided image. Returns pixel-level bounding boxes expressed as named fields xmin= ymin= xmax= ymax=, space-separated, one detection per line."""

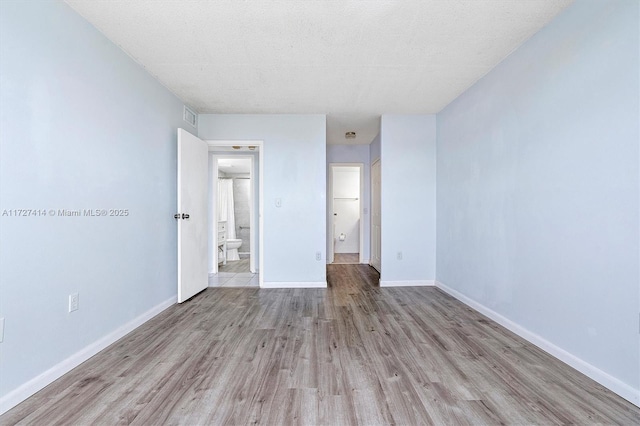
xmin=370 ymin=158 xmax=381 ymax=273
xmin=207 ymin=140 xmax=264 ymax=287
xmin=328 ymin=163 xmax=364 ymax=264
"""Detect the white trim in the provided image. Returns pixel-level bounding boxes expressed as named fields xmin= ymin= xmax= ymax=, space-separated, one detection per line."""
xmin=436 ymin=280 xmax=640 ymax=407
xmin=380 ymin=280 xmax=435 ymax=287
xmin=328 ymin=164 xmax=334 ymax=264
xmin=211 ymin=156 xmax=219 ymax=274
xmin=370 ymin=159 xmax=381 ymax=273
xmin=358 ymin=165 xmax=365 ymax=264
xmin=259 ymin=143 xmax=264 ymax=286
xmin=0 ymin=296 xmax=177 ymax=415
xmin=261 ymin=281 xmax=327 ymax=289
xmin=249 ymin=155 xmax=256 ymax=273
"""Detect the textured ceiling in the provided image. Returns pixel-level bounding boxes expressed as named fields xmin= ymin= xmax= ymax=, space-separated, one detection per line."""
xmin=65 ymin=0 xmax=573 ymax=145
xmin=217 ymin=158 xmax=251 ymax=174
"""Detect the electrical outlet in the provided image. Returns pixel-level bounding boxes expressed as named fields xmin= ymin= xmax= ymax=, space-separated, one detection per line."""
xmin=69 ymin=293 xmax=79 ymax=312
xmin=397 ymin=251 xmax=403 ymax=260
xmin=275 ymin=198 xmax=282 ymax=208
xmin=0 ymin=317 xmax=4 ymax=343
xmin=316 ymin=251 xmax=322 ymax=261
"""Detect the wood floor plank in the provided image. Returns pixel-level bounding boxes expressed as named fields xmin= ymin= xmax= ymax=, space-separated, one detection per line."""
xmin=2 ymin=264 xmax=640 ymax=425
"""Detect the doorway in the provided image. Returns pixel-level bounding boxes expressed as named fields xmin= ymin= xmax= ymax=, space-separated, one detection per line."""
xmin=207 ymin=141 xmax=263 ymax=287
xmin=216 ymin=156 xmax=252 ymax=271
xmin=328 ymin=163 xmax=364 ymax=264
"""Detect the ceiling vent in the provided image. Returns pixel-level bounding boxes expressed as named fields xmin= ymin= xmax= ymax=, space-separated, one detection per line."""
xmin=183 ymin=106 xmax=197 ymax=128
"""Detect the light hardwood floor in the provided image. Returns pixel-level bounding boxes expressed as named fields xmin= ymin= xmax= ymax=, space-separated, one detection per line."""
xmin=2 ymin=264 xmax=639 ymax=425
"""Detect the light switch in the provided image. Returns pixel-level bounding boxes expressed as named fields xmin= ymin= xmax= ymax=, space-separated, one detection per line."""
xmin=275 ymin=198 xmax=282 ymax=208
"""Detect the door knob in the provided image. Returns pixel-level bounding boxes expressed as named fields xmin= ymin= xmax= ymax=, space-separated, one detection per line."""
xmin=182 ymin=213 xmax=190 ymax=219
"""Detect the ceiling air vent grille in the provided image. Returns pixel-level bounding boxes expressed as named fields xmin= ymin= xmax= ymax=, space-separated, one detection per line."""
xmin=183 ymin=106 xmax=197 ymax=128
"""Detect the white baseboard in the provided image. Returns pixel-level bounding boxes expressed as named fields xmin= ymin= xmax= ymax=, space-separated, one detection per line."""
xmin=380 ymin=280 xmax=435 ymax=287
xmin=261 ymin=281 xmax=327 ymax=289
xmin=435 ymin=281 xmax=640 ymax=407
xmin=0 ymin=296 xmax=177 ymax=415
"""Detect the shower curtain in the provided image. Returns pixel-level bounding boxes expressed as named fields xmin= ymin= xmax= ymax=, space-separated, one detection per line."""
xmin=218 ymin=179 xmax=240 ymax=261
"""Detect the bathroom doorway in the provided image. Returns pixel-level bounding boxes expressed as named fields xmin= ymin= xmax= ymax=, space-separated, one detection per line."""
xmin=329 ymin=163 xmax=364 ymax=264
xmin=217 ymin=157 xmax=252 ymax=270
xmin=208 ymin=142 xmax=263 ymax=287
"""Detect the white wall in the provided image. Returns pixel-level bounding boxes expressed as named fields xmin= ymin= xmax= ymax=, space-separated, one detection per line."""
xmin=436 ymin=0 xmax=639 ymax=404
xmin=380 ymin=115 xmax=437 ymax=285
xmin=198 ymin=114 xmax=327 ymax=285
xmin=327 ymin=144 xmax=371 ymax=261
xmin=0 ymin=0 xmax=188 ymax=409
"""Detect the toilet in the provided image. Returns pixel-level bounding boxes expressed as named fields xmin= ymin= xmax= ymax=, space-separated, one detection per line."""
xmin=225 ymin=238 xmax=243 ymax=262
xmin=226 ymin=239 xmax=242 ymax=250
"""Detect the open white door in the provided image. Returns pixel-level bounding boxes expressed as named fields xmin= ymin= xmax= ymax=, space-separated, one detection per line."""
xmin=177 ymin=128 xmax=208 ymax=303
